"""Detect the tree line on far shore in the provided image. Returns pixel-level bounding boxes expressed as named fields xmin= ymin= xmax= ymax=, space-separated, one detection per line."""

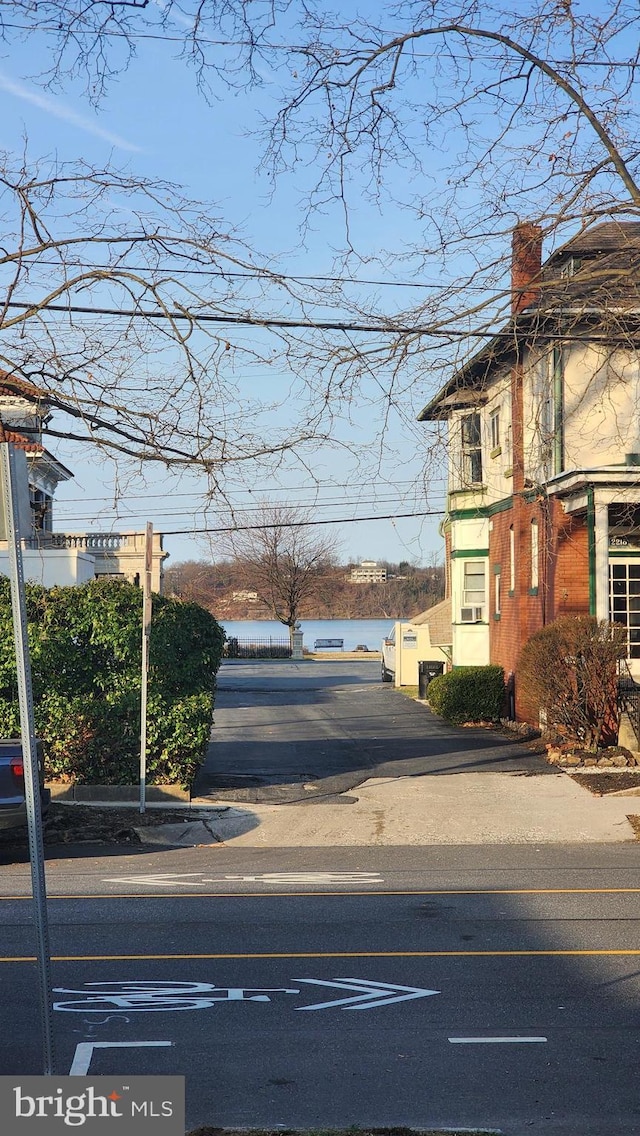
xmin=165 ymin=558 xmax=445 ymax=622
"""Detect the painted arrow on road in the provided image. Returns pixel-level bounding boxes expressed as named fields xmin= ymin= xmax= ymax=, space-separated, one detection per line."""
xmin=52 ymin=978 xmax=439 ymax=1013
xmin=295 ymin=977 xmax=440 ymax=1010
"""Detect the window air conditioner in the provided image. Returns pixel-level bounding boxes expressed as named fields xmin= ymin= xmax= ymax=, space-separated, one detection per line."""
xmin=460 ymin=606 xmax=484 ymax=623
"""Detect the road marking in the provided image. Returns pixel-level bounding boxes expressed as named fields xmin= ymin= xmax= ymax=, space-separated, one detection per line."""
xmin=3 ymin=887 xmax=640 ymax=901
xmin=70 ymin=1041 xmax=172 ymax=1075
xmin=101 ymin=872 xmax=384 ymax=886
xmin=55 ymin=981 xmax=301 ymax=1012
xmin=3 ymin=949 xmax=640 ymax=963
xmin=448 ymin=1037 xmax=547 ymax=1044
xmin=296 ymin=978 xmax=439 ymax=1010
xmin=54 ymin=978 xmax=438 ymax=1013
xmin=203 ymin=873 xmax=385 ymax=884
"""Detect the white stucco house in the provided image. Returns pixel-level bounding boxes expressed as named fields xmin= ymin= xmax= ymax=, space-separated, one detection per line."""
xmin=0 ymin=374 xmax=168 ymax=592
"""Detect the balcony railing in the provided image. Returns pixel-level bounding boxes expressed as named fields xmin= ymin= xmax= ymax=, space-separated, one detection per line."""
xmin=24 ymin=532 xmax=127 ymax=551
xmin=22 ymin=531 xmax=163 ymax=553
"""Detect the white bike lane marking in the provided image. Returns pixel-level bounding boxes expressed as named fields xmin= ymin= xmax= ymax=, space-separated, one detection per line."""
xmin=102 ymin=872 xmax=384 ymax=887
xmin=70 ymin=1041 xmax=172 ymax=1075
xmin=53 ymin=978 xmax=439 ymax=1013
xmin=448 ymin=1036 xmax=547 ymax=1043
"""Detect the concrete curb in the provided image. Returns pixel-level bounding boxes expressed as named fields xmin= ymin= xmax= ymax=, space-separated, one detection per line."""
xmin=47 ymin=783 xmax=190 ymax=803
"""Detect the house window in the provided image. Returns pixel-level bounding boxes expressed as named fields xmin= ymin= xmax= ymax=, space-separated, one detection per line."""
xmin=509 ymin=525 xmax=515 ymax=592
xmin=461 ymin=412 xmax=483 ymax=484
xmin=29 ymin=488 xmax=52 ymax=533
xmin=494 ymin=567 xmax=501 ymax=618
xmin=460 ymin=560 xmax=486 ymax=621
xmin=490 ymin=408 xmax=500 ymax=451
xmin=559 ymin=256 xmax=582 ymax=280
xmin=610 ymin=562 xmax=640 ymax=659
xmin=531 ymin=519 xmax=539 ymax=591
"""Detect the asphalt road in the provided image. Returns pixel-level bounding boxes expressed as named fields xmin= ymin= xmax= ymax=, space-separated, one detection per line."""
xmin=194 ymin=660 xmax=551 ymax=801
xmin=2 ymin=843 xmax=640 ymax=1134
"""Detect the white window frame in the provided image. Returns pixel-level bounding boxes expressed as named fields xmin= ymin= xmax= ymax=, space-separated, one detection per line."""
xmin=490 ymin=407 xmax=500 ymax=451
xmin=509 ymin=525 xmax=515 ymax=592
xmin=461 ymin=561 xmax=486 ymax=608
xmin=531 ymin=519 xmax=539 ymax=590
xmin=461 ymin=412 xmax=483 ymax=485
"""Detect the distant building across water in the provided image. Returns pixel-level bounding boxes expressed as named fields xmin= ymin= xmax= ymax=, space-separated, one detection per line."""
xmin=349 ymin=560 xmax=387 ymax=584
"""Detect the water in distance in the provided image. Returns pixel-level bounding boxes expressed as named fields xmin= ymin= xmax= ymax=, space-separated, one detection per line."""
xmin=220 ymin=617 xmax=403 ymax=653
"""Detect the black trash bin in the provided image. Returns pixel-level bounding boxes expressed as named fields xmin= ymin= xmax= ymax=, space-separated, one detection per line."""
xmin=418 ymin=660 xmax=444 ymax=699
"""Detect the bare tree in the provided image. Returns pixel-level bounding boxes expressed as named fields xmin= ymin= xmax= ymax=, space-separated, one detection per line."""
xmin=224 ymin=506 xmax=340 ymax=646
xmin=2 ymin=3 xmax=640 ymax=495
xmin=0 ymin=150 xmax=355 ymax=492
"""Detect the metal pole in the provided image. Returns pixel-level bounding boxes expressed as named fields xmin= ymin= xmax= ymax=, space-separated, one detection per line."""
xmin=0 ymin=442 xmax=55 ymax=1074
xmin=139 ymin=522 xmax=153 ymax=814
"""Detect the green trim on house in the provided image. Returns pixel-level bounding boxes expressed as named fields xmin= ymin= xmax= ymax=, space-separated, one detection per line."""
xmin=522 ymin=489 xmax=542 ymax=505
xmin=449 ymin=496 xmax=514 ymax=521
xmin=609 ymin=550 xmax=640 ymax=558
xmin=493 ymin=613 xmax=501 ymax=621
xmin=508 ymin=589 xmax=515 ymax=597
xmin=493 ymin=563 xmax=501 ymax=574
xmin=587 ymin=485 xmax=596 ymax=617
xmin=528 ymin=587 xmax=539 ymax=597
xmin=451 ymin=548 xmax=490 ymax=559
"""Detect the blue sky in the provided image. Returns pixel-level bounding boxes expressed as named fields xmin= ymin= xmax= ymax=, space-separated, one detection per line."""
xmin=4 ymin=2 xmax=631 ymax=571
xmin=0 ymin=17 xmax=449 ymax=568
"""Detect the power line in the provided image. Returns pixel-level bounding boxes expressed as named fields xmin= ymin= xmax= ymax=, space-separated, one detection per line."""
xmin=54 ymin=489 xmax=446 ymax=520
xmin=55 ymin=477 xmax=440 ymax=504
xmin=160 ymin=508 xmax=444 ymax=535
xmin=32 ymin=259 xmax=455 ymax=291
xmin=4 ymin=298 xmax=485 ymax=336
xmin=8 ymin=298 xmax=620 ymax=341
xmin=3 ymin=22 xmax=638 ymax=68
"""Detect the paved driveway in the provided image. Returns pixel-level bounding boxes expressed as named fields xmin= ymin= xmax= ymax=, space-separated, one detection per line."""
xmin=194 ymin=659 xmax=551 ymax=802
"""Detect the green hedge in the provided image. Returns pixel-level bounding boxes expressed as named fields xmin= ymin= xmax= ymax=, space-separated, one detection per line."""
xmin=427 ymin=665 xmax=505 ymax=724
xmin=0 ymin=577 xmax=225 ymax=787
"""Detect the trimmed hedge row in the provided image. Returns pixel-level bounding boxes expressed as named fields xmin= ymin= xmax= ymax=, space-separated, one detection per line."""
xmin=0 ymin=577 xmax=225 ymax=787
xmin=427 ymin=664 xmax=505 ymax=724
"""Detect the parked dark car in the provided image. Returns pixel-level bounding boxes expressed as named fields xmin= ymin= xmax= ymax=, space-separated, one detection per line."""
xmin=0 ymin=739 xmax=50 ymax=831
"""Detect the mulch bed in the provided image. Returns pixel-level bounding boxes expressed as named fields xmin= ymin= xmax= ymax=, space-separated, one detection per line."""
xmin=567 ymin=771 xmax=640 ymax=795
xmin=0 ymin=803 xmax=199 ymax=846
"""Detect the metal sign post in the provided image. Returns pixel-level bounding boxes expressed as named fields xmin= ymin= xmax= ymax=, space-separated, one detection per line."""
xmin=139 ymin=522 xmax=153 ymax=814
xmin=0 ymin=442 xmax=55 ymax=1074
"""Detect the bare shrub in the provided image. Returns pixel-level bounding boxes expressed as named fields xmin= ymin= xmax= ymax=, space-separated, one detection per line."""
xmin=517 ymin=617 xmax=627 ymax=751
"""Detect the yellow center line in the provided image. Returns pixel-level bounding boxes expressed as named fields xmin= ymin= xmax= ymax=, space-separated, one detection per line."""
xmin=2 ymin=887 xmax=640 ymax=901
xmin=2 ymin=949 xmax=640 ymax=963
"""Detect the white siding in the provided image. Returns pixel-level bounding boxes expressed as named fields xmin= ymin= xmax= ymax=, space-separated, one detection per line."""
xmin=0 ymin=549 xmax=96 ymax=587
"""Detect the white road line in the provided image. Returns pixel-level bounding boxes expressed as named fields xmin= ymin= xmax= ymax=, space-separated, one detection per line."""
xmin=70 ymin=1041 xmax=172 ymax=1075
xmin=448 ymin=1036 xmax=547 ymax=1044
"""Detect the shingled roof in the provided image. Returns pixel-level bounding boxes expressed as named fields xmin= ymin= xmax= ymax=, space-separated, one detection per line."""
xmin=412 ymin=597 xmax=452 ymax=646
xmin=418 ymin=220 xmax=640 ymax=422
xmin=0 ymin=426 xmax=42 ymax=452
xmin=0 ymin=373 xmax=48 ymax=402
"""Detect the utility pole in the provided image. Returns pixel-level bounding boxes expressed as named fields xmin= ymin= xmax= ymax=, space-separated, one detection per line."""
xmin=0 ymin=440 xmax=55 ymax=1073
xmin=139 ymin=521 xmax=153 ymax=813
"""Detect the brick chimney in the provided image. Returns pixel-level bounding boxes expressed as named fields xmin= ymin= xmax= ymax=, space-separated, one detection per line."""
xmin=511 ymin=222 xmax=543 ymax=313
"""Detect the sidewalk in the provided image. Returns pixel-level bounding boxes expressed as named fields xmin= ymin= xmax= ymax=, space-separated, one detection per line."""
xmin=137 ymin=771 xmax=638 ymax=846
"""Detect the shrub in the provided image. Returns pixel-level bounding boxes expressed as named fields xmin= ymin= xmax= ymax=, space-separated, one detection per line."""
xmin=427 ymin=665 xmax=505 ymax=724
xmin=0 ymin=577 xmax=225 ymax=787
xmin=517 ymin=615 xmax=626 ymax=750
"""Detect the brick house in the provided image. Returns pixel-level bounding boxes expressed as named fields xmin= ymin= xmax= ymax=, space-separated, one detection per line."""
xmin=0 ymin=374 xmax=168 ymax=591
xmin=418 ymin=220 xmax=640 ymax=719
